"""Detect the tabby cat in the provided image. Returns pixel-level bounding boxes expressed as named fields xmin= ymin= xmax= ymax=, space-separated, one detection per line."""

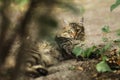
xmin=55 ymin=36 xmax=75 ymax=59
xmin=69 ymin=17 xmax=85 ymax=41
xmin=21 ymin=40 xmax=60 ymax=78
xmin=55 ymin=18 xmax=85 ymax=60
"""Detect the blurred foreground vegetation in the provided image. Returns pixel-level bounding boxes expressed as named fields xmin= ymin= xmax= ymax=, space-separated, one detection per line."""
xmin=0 ymin=0 xmax=84 ymax=80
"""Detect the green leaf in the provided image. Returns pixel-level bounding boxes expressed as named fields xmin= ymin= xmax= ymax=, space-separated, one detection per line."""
xmin=102 ymin=55 xmax=108 ymax=61
xmin=104 ymin=43 xmax=111 ymax=51
xmin=72 ymin=46 xmax=84 ymax=57
xmin=83 ymin=46 xmax=96 ymax=58
xmin=96 ymin=61 xmax=112 ymax=72
xmin=111 ymin=0 xmax=120 ymax=11
xmin=102 ymin=37 xmax=108 ymax=42
xmin=100 ymin=43 xmax=111 ymax=54
xmin=102 ymin=25 xmax=110 ymax=33
xmin=82 ymin=48 xmax=91 ymax=57
xmin=73 ymin=45 xmax=97 ymax=58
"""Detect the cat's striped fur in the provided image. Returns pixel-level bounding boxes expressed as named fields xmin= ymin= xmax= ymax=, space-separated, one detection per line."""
xmin=55 ymin=18 xmax=85 ymax=60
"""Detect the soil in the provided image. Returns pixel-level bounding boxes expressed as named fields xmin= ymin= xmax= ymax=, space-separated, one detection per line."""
xmin=34 ymin=59 xmax=120 ymax=80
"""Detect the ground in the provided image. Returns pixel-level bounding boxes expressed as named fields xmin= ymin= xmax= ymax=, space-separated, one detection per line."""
xmin=34 ymin=59 xmax=120 ymax=80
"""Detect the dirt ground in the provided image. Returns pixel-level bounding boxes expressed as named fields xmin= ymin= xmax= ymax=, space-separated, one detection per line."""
xmin=34 ymin=59 xmax=120 ymax=80
xmin=34 ymin=0 xmax=120 ymax=80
